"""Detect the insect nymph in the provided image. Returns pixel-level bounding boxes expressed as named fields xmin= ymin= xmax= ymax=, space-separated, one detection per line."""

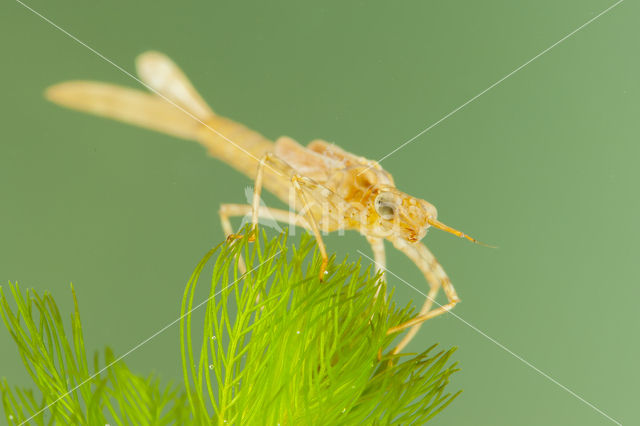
xmin=46 ymin=51 xmax=483 ymax=353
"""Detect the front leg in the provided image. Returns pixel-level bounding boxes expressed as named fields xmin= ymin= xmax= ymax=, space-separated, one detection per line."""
xmin=387 ymin=239 xmax=460 ymax=354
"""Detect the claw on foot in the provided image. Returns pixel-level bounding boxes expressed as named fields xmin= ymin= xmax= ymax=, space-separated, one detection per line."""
xmin=226 ymin=233 xmax=241 ymax=243
xmin=317 ymin=258 xmax=329 ymax=281
xmin=226 ymin=227 xmax=257 ymax=244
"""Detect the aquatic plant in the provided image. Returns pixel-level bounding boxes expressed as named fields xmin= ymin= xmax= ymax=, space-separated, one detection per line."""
xmin=1 ymin=229 xmax=459 ymax=424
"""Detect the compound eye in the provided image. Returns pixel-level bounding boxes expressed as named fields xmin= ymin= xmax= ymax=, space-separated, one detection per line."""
xmin=375 ymin=193 xmax=397 ymax=220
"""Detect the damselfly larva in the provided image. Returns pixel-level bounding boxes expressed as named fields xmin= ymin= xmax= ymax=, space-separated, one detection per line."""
xmin=46 ymin=51 xmax=483 ymax=353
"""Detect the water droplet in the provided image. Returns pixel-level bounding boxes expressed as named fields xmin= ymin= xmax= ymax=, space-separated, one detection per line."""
xmin=296 ymin=330 xmax=301 ymax=334
xmin=9 ymin=415 xmax=14 ymax=420
xmin=209 ymin=364 xmax=214 ymax=370
xmin=211 ymin=335 xmax=216 ymax=340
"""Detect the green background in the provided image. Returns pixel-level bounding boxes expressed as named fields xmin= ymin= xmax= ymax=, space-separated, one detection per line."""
xmin=1 ymin=1 xmax=637 ymax=424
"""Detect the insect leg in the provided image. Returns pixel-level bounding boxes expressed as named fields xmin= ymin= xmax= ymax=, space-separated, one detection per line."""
xmin=219 ymin=203 xmax=310 ymax=274
xmin=366 ymin=236 xmax=386 ymax=300
xmin=291 ymin=175 xmax=329 ymax=280
xmin=250 ymin=154 xmax=269 ymax=234
xmin=248 ymin=152 xmax=297 ymax=237
xmin=220 ymin=203 xmax=308 ymax=232
xmin=387 ymin=240 xmax=460 ymax=354
xmin=219 ymin=203 xmax=248 ymax=273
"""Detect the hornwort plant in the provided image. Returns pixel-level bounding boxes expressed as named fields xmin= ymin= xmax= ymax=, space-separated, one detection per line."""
xmin=1 ymin=228 xmax=460 ymax=424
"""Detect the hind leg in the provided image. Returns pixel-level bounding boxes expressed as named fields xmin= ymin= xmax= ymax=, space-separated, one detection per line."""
xmin=387 ymin=239 xmax=460 ymax=354
xmin=219 ymin=203 xmax=309 ymax=273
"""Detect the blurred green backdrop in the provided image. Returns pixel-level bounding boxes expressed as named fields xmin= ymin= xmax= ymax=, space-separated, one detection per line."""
xmin=1 ymin=0 xmax=638 ymax=424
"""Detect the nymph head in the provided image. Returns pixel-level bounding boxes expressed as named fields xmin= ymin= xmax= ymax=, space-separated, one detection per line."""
xmin=368 ymin=188 xmax=434 ymax=242
xmin=369 ymin=187 xmax=481 ymax=245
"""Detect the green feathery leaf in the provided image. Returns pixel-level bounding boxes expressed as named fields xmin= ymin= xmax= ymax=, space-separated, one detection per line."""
xmin=180 ymin=227 xmax=460 ymax=424
xmin=2 ymin=227 xmax=460 ymax=425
